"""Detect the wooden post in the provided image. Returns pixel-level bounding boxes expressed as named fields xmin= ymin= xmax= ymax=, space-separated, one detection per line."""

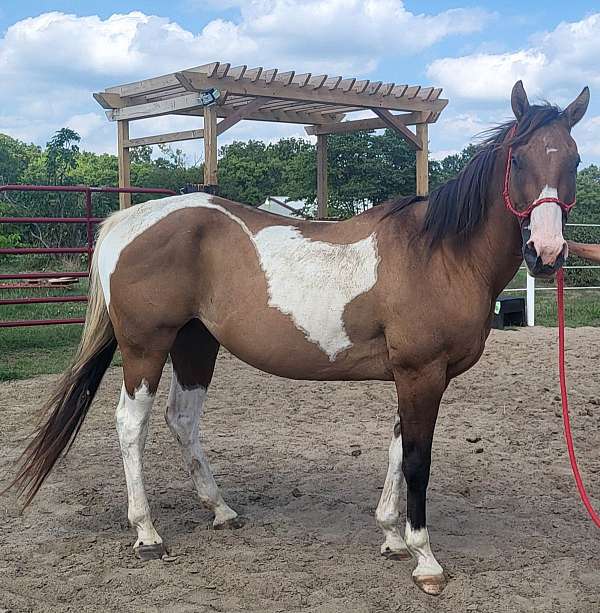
xmin=203 ymin=105 xmax=218 ymax=193
xmin=415 ymin=123 xmax=429 ymax=197
xmin=117 ymin=120 xmax=131 ymax=209
xmin=316 ymin=134 xmax=328 ymax=218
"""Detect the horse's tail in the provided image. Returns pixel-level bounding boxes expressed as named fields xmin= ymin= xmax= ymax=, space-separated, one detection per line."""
xmin=9 ymin=215 xmax=122 ymax=506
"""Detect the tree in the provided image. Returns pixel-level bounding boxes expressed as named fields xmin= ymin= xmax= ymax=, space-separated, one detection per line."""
xmin=429 ymin=145 xmax=477 ymax=190
xmin=45 ymin=128 xmax=81 ymax=186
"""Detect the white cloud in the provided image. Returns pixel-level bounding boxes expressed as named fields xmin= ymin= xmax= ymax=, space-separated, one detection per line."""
xmin=427 ymin=13 xmax=600 ymax=102
xmin=0 ymin=4 xmax=490 ymax=158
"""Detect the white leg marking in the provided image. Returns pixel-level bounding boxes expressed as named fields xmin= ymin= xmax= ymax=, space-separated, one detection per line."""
xmin=527 ymin=186 xmax=566 ymax=265
xmin=376 ymin=423 xmax=408 ymax=556
xmin=115 ymin=381 xmax=163 ymax=549
xmin=405 ymin=522 xmax=444 ymax=578
xmin=253 ymin=226 xmax=379 ymax=360
xmin=166 ymin=374 xmax=238 ymax=527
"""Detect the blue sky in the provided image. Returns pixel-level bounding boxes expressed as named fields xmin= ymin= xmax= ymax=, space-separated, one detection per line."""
xmin=0 ymin=1 xmax=598 ymax=166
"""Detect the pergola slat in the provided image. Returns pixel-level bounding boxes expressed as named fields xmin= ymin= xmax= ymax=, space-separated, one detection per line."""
xmin=308 ymin=75 xmax=327 ymax=89
xmin=293 ymin=73 xmax=311 ymax=87
xmin=244 ymin=67 xmax=263 ymax=81
xmin=404 ymin=85 xmax=421 ymax=99
xmin=262 ymin=68 xmax=278 ymax=83
xmin=228 ymin=65 xmax=247 ymax=80
xmin=216 ymin=63 xmax=231 ymax=78
xmin=392 ymin=84 xmax=408 ymax=98
xmin=339 ymin=78 xmax=356 ymax=92
xmin=352 ymin=80 xmax=370 ymax=94
xmin=324 ymin=76 xmax=342 ymax=90
xmin=275 ymin=71 xmax=295 ymax=85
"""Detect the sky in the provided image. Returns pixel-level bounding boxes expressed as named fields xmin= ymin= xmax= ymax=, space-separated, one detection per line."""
xmin=0 ymin=1 xmax=599 ymax=166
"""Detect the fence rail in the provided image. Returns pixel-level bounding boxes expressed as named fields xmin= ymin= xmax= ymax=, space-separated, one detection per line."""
xmin=0 ymin=184 xmax=176 ymax=328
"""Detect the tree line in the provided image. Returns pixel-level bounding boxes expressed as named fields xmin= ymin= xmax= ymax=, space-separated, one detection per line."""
xmin=1 ymin=127 xmax=599 ymax=257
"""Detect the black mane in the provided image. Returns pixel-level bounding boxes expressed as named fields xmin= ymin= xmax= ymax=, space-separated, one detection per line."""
xmin=385 ymin=104 xmax=564 ymax=247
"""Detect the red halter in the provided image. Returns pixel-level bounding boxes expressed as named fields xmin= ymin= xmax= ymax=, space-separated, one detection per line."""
xmin=502 ymin=125 xmax=576 ymax=219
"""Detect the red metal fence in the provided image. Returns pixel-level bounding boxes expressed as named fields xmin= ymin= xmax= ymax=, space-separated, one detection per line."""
xmin=0 ymin=185 xmax=176 ymax=328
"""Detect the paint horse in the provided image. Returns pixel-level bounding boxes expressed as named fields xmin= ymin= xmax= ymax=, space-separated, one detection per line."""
xmin=11 ymin=82 xmax=589 ymax=595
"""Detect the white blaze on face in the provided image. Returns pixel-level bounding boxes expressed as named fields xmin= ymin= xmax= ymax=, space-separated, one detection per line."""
xmin=527 ymin=186 xmax=566 ymax=266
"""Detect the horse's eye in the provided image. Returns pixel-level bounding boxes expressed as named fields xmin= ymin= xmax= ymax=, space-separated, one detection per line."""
xmin=511 ymin=154 xmax=522 ymax=169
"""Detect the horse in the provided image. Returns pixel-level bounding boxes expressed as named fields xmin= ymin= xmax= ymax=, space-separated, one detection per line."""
xmin=9 ymin=81 xmax=589 ymax=595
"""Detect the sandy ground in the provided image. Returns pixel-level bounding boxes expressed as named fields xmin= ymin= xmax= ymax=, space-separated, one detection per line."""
xmin=1 ymin=327 xmax=600 ymax=613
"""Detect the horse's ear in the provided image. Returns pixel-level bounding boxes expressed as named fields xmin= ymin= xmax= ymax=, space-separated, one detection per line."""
xmin=564 ymin=86 xmax=590 ymax=128
xmin=511 ymin=80 xmax=530 ymax=121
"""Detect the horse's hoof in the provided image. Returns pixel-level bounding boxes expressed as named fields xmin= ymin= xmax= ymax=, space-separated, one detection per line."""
xmin=135 ymin=543 xmax=167 ymax=561
xmin=381 ymin=547 xmax=412 ymax=561
xmin=213 ymin=515 xmax=246 ymax=530
xmin=413 ymin=573 xmax=447 ymax=596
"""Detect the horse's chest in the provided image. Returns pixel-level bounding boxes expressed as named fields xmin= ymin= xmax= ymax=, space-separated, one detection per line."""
xmin=252 ymin=226 xmax=380 ymax=361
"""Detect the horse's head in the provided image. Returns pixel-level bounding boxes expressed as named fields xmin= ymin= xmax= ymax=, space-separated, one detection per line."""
xmin=505 ymin=81 xmax=589 ymax=278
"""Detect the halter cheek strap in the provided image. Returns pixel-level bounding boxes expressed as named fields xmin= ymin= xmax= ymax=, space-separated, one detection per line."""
xmin=502 ymin=124 xmax=576 ymax=219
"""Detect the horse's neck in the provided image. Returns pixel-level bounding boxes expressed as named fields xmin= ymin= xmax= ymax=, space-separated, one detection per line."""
xmin=466 ymin=172 xmax=523 ymax=298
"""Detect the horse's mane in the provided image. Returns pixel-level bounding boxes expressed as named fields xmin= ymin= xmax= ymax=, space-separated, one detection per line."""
xmin=384 ymin=104 xmax=565 ymax=247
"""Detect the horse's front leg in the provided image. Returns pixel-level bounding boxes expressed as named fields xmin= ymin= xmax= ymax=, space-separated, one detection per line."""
xmin=388 ymin=362 xmax=447 ymax=595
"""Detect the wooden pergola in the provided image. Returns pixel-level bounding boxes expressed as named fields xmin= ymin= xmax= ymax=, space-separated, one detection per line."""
xmin=94 ymin=61 xmax=448 ymax=214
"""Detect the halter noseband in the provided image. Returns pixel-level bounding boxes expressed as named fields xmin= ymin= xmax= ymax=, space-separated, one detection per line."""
xmin=502 ymin=124 xmax=576 ymax=219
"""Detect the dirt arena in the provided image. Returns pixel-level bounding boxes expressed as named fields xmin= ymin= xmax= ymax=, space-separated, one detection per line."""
xmin=1 ymin=326 xmax=600 ymax=612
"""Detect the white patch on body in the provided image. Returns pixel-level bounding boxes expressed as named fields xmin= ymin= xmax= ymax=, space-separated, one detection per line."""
xmin=99 ymin=193 xmax=379 ymax=361
xmin=527 ymin=186 xmax=566 ymax=265
xmin=253 ymin=225 xmax=379 ymax=360
xmin=546 ymin=147 xmax=558 ymax=154
xmin=376 ymin=422 xmax=408 ymax=555
xmin=405 ymin=522 xmax=444 ymax=578
xmin=166 ymin=374 xmax=238 ymax=526
xmin=115 ymin=381 xmax=163 ymax=549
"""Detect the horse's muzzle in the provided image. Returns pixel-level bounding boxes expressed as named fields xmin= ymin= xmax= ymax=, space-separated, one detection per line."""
xmin=521 ymin=224 xmax=567 ymax=278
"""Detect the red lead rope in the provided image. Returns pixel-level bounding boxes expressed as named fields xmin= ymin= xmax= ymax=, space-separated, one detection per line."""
xmin=557 ymin=268 xmax=600 ymax=527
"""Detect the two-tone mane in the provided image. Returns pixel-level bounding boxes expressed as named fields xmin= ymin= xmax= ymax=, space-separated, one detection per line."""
xmin=385 ymin=104 xmax=565 ymax=247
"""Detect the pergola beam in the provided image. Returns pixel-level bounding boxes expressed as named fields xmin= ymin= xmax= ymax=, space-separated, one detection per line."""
xmin=305 ymin=112 xmax=431 ymax=136
xmin=371 ymin=108 xmax=422 ymax=150
xmin=176 ymin=105 xmax=346 ymax=126
xmin=215 ymin=97 xmax=269 ymax=135
xmin=125 ymin=129 xmax=205 ymax=148
xmin=107 ymin=93 xmax=204 ymax=121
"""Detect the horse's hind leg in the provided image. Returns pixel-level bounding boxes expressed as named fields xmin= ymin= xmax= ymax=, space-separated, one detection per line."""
xmin=376 ymin=416 xmax=411 ymax=560
xmin=166 ymin=319 xmax=242 ymax=529
xmin=116 ymin=342 xmax=171 ymax=560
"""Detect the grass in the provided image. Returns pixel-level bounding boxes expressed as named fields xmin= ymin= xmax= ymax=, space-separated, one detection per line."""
xmin=0 ymin=256 xmax=121 ymax=381
xmin=2 ymin=263 xmax=600 ymax=382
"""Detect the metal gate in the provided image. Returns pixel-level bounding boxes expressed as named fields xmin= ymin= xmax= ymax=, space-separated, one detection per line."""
xmin=0 ymin=185 xmax=176 ymax=328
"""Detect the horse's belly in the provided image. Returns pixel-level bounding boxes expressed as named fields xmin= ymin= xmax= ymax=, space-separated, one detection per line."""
xmin=203 ymin=312 xmax=392 ymax=381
